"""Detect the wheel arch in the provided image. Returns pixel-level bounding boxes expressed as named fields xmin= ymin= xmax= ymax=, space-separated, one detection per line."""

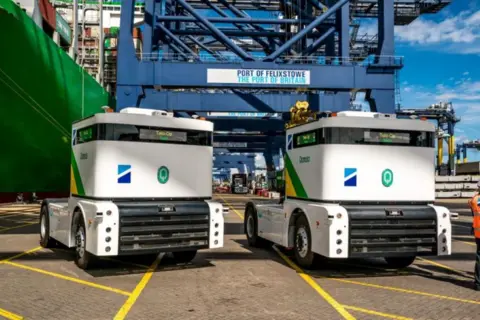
xmin=70 ymin=205 xmax=86 ymax=245
xmin=287 ymin=208 xmax=306 ymax=247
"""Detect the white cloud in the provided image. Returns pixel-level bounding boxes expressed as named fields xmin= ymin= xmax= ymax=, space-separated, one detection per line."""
xmin=357 ymin=10 xmax=480 ymax=54
xmin=435 ymin=81 xmax=480 ymax=101
xmin=395 ymin=14 xmax=478 ymax=44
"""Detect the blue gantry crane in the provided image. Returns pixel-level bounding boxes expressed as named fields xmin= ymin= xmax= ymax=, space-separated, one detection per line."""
xmin=115 ymin=0 xmax=452 ymax=182
xmin=396 ymin=101 xmax=460 ymax=175
xmin=456 ymin=140 xmax=480 ymax=164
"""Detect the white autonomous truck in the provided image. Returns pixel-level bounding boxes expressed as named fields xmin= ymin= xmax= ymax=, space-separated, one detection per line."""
xmin=244 ymin=111 xmax=452 ymax=269
xmin=39 ymin=108 xmax=225 ymax=269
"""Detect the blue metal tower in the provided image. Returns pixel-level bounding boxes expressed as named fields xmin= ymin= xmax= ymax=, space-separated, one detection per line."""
xmin=116 ymin=0 xmax=452 ymax=182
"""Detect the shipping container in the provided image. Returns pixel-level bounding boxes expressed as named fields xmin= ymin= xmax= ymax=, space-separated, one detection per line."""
xmin=133 ymin=27 xmax=141 ymax=39
xmin=110 ymin=26 xmax=119 ymax=36
xmin=109 ymin=37 xmax=117 ymax=48
xmin=91 ymin=26 xmax=100 ymax=38
xmin=38 ymin=0 xmax=56 ymax=29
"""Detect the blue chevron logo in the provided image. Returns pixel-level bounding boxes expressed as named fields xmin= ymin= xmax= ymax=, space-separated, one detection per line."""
xmin=287 ymin=134 xmax=293 ymax=150
xmin=118 ymin=164 xmax=131 ymax=184
xmin=344 ymin=168 xmax=357 ymax=187
xmin=72 ymin=129 xmax=77 ymax=146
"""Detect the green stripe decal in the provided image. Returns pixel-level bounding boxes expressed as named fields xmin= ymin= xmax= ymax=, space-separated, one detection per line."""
xmin=284 ymin=153 xmax=308 ymax=198
xmin=71 ymin=150 xmax=85 ymax=196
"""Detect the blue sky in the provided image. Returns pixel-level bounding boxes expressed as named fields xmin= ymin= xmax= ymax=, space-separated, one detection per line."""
xmin=359 ymin=0 xmax=480 ymax=161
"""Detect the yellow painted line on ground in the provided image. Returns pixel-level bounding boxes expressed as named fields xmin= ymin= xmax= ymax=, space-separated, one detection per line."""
xmin=330 ymin=277 xmax=480 ymax=305
xmin=0 ymin=218 xmax=37 ymax=223
xmin=0 ymin=214 xmax=25 ymax=219
xmin=0 ymin=209 xmax=39 ymax=214
xmin=0 ymin=307 xmax=23 ymax=320
xmin=342 ymin=305 xmax=413 ymax=320
xmin=0 ymin=246 xmax=43 ymax=263
xmin=457 ymin=240 xmax=476 ymax=246
xmin=114 ymin=253 xmax=164 ymax=320
xmin=273 ymin=246 xmax=356 ymax=320
xmin=4 ymin=261 xmax=131 ymax=296
xmin=452 ymin=223 xmax=472 ymax=230
xmin=0 ymin=222 xmax=37 ymax=233
xmin=217 ymin=195 xmax=244 ymax=219
xmin=416 ymin=257 xmax=472 ymax=279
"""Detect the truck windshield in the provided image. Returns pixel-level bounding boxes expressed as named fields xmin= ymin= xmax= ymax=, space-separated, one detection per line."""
xmin=74 ymin=123 xmax=212 ymax=146
xmin=293 ymin=127 xmax=434 ymax=148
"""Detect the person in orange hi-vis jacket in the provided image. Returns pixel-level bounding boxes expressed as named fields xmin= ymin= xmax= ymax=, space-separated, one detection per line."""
xmin=467 ymin=180 xmax=480 ymax=291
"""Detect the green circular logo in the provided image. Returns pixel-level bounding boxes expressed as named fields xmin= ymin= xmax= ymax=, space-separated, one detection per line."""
xmin=382 ymin=169 xmax=393 ymax=187
xmin=157 ymin=166 xmax=169 ymax=184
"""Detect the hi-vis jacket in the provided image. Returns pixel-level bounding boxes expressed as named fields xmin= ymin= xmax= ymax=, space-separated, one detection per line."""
xmin=468 ymin=194 xmax=480 ymax=239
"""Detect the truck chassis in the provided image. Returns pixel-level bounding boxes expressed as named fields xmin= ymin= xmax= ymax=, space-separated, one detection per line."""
xmin=244 ymin=199 xmax=452 ymax=269
xmin=40 ymin=196 xmax=225 ymax=269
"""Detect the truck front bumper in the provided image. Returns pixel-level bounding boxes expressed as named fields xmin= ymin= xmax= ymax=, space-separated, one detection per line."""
xmin=342 ymin=204 xmax=451 ymax=258
xmin=112 ymin=200 xmax=224 ymax=256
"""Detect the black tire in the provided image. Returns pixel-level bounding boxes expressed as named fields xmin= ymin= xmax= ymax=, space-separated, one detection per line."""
xmin=244 ymin=206 xmax=265 ymax=247
xmin=384 ymin=256 xmax=416 ymax=269
xmin=294 ymin=214 xmax=315 ymax=269
xmin=39 ymin=205 xmax=55 ymax=248
xmin=172 ymin=250 xmax=197 ymax=263
xmin=73 ymin=213 xmax=95 ymax=270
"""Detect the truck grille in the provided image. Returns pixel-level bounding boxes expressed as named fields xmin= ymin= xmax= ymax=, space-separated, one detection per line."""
xmin=346 ymin=205 xmax=438 ymax=258
xmin=116 ymin=201 xmax=210 ymax=255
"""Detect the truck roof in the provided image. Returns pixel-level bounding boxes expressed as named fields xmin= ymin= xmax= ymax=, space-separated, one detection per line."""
xmin=287 ymin=112 xmax=435 ymax=134
xmin=72 ymin=112 xmax=214 ymax=132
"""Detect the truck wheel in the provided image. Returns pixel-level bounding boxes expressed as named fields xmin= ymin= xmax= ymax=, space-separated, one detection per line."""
xmin=294 ymin=215 xmax=315 ymax=269
xmin=244 ymin=206 xmax=264 ymax=247
xmin=74 ymin=215 xmax=95 ymax=270
xmin=39 ymin=205 xmax=55 ymax=248
xmin=173 ymin=250 xmax=197 ymax=263
xmin=384 ymin=256 xmax=416 ymax=269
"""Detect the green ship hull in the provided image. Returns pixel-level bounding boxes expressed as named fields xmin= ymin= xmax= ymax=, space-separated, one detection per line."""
xmin=0 ymin=0 xmax=115 ymax=194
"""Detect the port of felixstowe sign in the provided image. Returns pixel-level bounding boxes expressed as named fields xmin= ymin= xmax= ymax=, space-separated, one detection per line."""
xmin=207 ymin=69 xmax=310 ymax=85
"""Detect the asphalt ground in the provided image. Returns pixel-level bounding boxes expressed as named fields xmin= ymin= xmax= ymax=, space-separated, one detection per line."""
xmin=0 ymin=196 xmax=479 ymax=320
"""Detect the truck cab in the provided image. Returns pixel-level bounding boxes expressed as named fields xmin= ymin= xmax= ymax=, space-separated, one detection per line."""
xmin=231 ymin=173 xmax=248 ymax=194
xmin=39 ymin=108 xmax=225 ymax=269
xmin=244 ymin=111 xmax=452 ymax=269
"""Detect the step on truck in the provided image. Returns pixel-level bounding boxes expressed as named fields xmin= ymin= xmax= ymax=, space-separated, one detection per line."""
xmin=39 ymin=108 xmax=225 ymax=269
xmin=244 ymin=110 xmax=453 ymax=269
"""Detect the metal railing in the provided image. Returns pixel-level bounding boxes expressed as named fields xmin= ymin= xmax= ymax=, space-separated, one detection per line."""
xmin=139 ymin=52 xmax=404 ymax=66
